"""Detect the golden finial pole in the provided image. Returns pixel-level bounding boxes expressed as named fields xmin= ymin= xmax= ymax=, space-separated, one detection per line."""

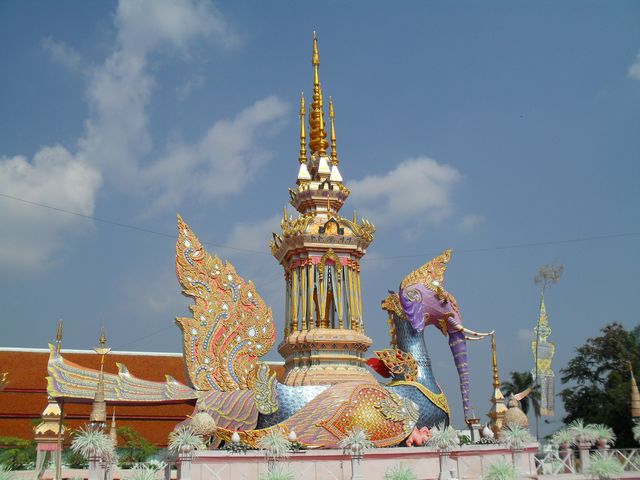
xmin=329 ymin=97 xmax=338 ymax=165
xmin=90 ymin=329 xmax=110 ymax=428
xmin=55 ymin=319 xmax=63 ymax=354
xmin=309 ymin=32 xmax=328 ymax=156
xmin=94 ymin=327 xmax=111 ymax=374
xmin=299 ymin=93 xmax=307 ymax=164
xmin=491 ymin=332 xmax=500 ymax=388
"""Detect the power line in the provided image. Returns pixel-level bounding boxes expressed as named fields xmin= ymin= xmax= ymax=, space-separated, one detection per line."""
xmin=1 ymin=191 xmax=638 ymax=261
xmin=0 ymin=192 xmax=271 ymax=255
xmin=366 ymin=231 xmax=640 ymax=261
xmin=111 ymin=324 xmax=176 ymax=351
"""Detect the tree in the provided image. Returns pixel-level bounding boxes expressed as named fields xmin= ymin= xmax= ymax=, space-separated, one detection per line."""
xmin=501 ymin=371 xmax=541 ymax=417
xmin=116 ymin=426 xmax=157 ymax=467
xmin=559 ymin=322 xmax=640 ymax=447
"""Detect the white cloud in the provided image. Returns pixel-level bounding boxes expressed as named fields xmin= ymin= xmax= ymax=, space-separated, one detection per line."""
xmin=349 ymin=157 xmax=461 ymax=230
xmin=141 ymin=96 xmax=288 ymax=213
xmin=517 ymin=328 xmax=534 ymax=343
xmin=458 ymin=213 xmax=484 ymax=232
xmin=80 ymin=0 xmax=237 ymax=185
xmin=629 ymin=51 xmax=640 ymax=80
xmin=0 ymin=147 xmax=101 ymax=269
xmin=0 ymin=0 xmax=237 ymax=269
xmin=177 ymin=73 xmax=205 ymax=99
xmin=116 ymin=0 xmax=237 ymax=56
xmin=42 ymin=37 xmax=83 ymax=71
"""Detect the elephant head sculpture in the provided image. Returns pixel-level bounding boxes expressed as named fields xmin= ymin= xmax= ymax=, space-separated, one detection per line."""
xmin=398 ymin=249 xmax=491 ymax=420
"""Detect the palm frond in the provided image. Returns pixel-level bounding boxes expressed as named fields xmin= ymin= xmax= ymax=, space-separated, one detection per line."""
xmin=482 ymin=458 xmax=518 ymax=480
xmin=258 ymin=464 xmax=296 ymax=480
xmin=586 ymin=452 xmax=623 ymax=479
xmin=338 ymin=428 xmax=375 ymax=455
xmin=384 ymin=463 xmax=418 ymax=480
xmin=425 ymin=422 xmax=459 ymax=451
xmin=168 ymin=426 xmax=205 ymax=454
xmin=567 ymin=419 xmax=598 ymax=444
xmin=70 ymin=425 xmax=117 ymax=462
xmin=500 ymin=423 xmax=534 ymax=450
xmin=256 ymin=430 xmax=290 ymax=462
xmin=0 ymin=465 xmax=14 ymax=480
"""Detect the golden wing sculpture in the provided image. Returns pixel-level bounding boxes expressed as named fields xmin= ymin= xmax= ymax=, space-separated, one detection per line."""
xmin=175 ymin=216 xmax=276 ymax=392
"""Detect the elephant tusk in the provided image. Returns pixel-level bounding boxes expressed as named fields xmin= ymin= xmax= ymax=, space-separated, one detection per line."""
xmin=462 ymin=327 xmax=494 ymax=337
xmin=465 ymin=335 xmax=484 ymax=341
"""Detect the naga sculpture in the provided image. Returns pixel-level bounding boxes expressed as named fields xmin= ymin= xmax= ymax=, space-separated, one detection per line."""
xmin=47 ymin=217 xmax=491 ymax=448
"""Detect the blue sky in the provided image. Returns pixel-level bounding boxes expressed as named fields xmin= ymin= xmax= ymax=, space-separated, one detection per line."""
xmin=1 ymin=1 xmax=639 ymax=432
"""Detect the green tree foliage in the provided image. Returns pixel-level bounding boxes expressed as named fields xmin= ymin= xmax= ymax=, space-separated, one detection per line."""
xmin=63 ymin=448 xmax=88 ymax=469
xmin=500 ymin=371 xmax=541 ymax=416
xmin=116 ymin=426 xmax=157 ymax=468
xmin=559 ymin=322 xmax=640 ymax=447
xmin=0 ymin=437 xmax=35 ymax=470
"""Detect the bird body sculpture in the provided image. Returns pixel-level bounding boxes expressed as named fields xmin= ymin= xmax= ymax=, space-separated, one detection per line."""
xmin=47 ymin=217 xmax=492 ymax=448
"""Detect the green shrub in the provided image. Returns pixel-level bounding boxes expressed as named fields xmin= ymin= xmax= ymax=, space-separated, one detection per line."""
xmin=258 ymin=465 xmax=296 ymax=480
xmin=384 ymin=463 xmax=418 ymax=480
xmin=586 ymin=452 xmax=623 ymax=480
xmin=338 ymin=428 xmax=374 ymax=455
xmin=116 ymin=427 xmax=157 ymax=468
xmin=256 ymin=431 xmax=291 ymax=462
xmin=0 ymin=437 xmax=36 ymax=470
xmin=70 ymin=425 xmax=116 ymax=464
xmin=167 ymin=426 xmax=204 ymax=455
xmin=0 ymin=465 xmax=15 ymax=480
xmin=128 ymin=463 xmax=165 ymax=480
xmin=483 ymin=458 xmax=518 ymax=480
xmin=63 ymin=448 xmax=88 ymax=469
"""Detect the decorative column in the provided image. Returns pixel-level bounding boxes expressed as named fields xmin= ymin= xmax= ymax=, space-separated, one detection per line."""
xmin=349 ymin=450 xmax=364 ymax=480
xmin=34 ymin=397 xmax=66 ymax=480
xmin=88 ymin=453 xmax=102 ymax=480
xmin=438 ymin=449 xmax=452 ymax=480
xmin=577 ymin=441 xmax=591 ymax=473
xmin=176 ymin=449 xmax=193 ymax=480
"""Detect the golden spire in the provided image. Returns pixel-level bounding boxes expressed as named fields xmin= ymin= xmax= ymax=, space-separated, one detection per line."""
xmin=329 ymin=97 xmax=338 ymax=165
xmin=91 ymin=328 xmax=110 ymax=427
xmin=309 ymin=32 xmax=328 ymax=156
xmin=491 ymin=333 xmax=500 ymax=389
xmin=488 ymin=332 xmax=507 ymax=436
xmin=298 ymin=93 xmax=307 ymax=164
xmin=55 ymin=319 xmax=63 ymax=354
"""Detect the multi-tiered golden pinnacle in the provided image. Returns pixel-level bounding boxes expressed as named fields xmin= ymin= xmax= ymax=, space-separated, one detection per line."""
xmin=308 ymin=32 xmax=328 ymax=156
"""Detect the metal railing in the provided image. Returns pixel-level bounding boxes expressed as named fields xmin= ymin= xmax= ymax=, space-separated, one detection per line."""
xmin=535 ymin=447 xmax=640 ymax=475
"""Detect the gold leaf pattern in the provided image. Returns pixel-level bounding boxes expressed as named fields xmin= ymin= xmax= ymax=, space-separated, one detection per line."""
xmin=175 ymin=215 xmax=275 ymax=391
xmin=253 ymin=363 xmax=279 ymax=415
xmin=399 ymin=248 xmax=452 ymax=291
xmin=374 ymin=349 xmax=418 ymax=382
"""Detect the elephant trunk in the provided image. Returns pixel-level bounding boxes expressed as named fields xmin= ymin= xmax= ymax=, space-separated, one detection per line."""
xmin=448 ymin=330 xmax=471 ymax=419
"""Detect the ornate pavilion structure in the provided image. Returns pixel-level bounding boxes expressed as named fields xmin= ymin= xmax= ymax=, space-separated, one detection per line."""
xmin=271 ymin=34 xmax=376 ymax=386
